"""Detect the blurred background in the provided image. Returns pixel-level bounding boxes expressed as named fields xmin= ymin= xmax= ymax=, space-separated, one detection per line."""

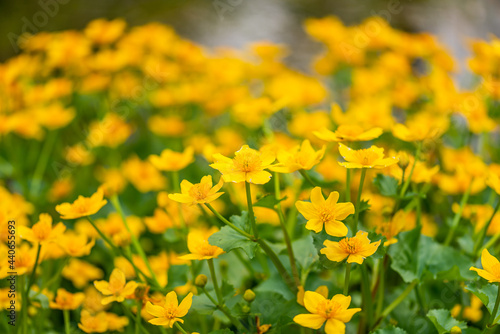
xmin=1 ymin=0 xmax=500 ymax=81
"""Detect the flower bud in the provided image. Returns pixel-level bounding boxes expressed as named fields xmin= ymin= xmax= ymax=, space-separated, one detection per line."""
xmin=134 ymin=284 xmax=149 ymax=299
xmin=195 ymin=274 xmax=208 ymax=288
xmin=243 ymin=289 xmax=256 ymax=303
xmin=241 ymin=304 xmax=251 ymax=313
xmin=450 ymin=326 xmax=462 ymax=334
xmin=398 ymin=151 xmax=410 ymax=170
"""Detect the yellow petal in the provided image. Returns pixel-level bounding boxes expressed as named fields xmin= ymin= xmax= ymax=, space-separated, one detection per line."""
xmin=324 ymin=318 xmax=346 ymax=334
xmin=310 ymin=187 xmax=325 ymax=206
xmin=176 ymin=292 xmax=193 ymax=317
xmin=303 ymin=291 xmax=326 ymax=314
xmin=324 ymin=220 xmax=348 ymax=237
xmin=165 ymin=291 xmax=179 ymax=309
xmin=293 ymin=314 xmax=325 ymax=330
xmin=481 ymin=249 xmax=500 ymax=273
xmin=146 ymin=301 xmax=166 ymax=318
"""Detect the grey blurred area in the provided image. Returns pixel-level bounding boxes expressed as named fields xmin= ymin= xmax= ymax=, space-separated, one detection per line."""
xmin=1 ymin=0 xmax=500 ymax=78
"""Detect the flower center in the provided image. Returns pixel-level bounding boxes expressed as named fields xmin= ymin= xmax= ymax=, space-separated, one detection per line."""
xmin=234 ymin=152 xmax=261 ymax=173
xmin=339 ymin=237 xmax=361 ymax=254
xmin=188 ymin=183 xmax=211 ymax=200
xmin=319 ymin=207 xmax=334 ymax=223
xmin=317 ymin=300 xmax=342 ymax=318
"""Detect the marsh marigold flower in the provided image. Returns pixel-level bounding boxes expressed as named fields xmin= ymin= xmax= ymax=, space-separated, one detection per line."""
xmin=392 ymin=113 xmax=449 ymax=142
xmin=149 ymin=147 xmax=194 ymax=172
xmin=293 ymin=291 xmax=361 ymax=334
xmin=338 ymin=143 xmax=398 ymax=169
xmin=296 ymin=187 xmax=354 ymax=237
xmin=168 ymin=175 xmax=224 ymax=205
xmin=314 ymin=124 xmax=383 ymax=142
xmin=487 ymin=172 xmax=500 ymax=195
xmin=179 ymin=227 xmax=224 ymax=260
xmin=55 ymin=189 xmax=107 ymax=220
xmin=94 ymin=268 xmax=138 ymax=305
xmin=18 ymin=213 xmax=66 ymax=244
xmin=62 ymin=259 xmax=103 ymax=289
xmin=146 ymin=291 xmax=193 ymax=327
xmin=49 ymin=288 xmax=85 ymax=310
xmin=297 ymin=285 xmax=328 ymax=306
xmin=470 ymin=249 xmax=500 ymax=283
xmin=210 ymin=145 xmax=276 ymax=184
xmin=321 ymin=231 xmax=381 ymax=264
xmin=271 ymin=140 xmax=326 ymax=173
xmin=78 ymin=310 xmax=108 ymax=333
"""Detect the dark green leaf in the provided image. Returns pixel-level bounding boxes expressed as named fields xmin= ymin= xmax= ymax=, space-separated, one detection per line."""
xmin=373 ymin=174 xmax=399 ymax=197
xmin=427 ymin=309 xmax=466 ymax=334
xmin=208 ymin=212 xmax=258 ymax=259
xmin=465 ymin=280 xmax=500 ymax=317
xmin=254 ymin=194 xmax=287 ymax=209
xmin=371 ymin=326 xmax=408 ymax=334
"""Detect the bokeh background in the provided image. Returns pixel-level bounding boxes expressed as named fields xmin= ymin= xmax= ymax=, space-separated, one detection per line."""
xmin=2 ymin=0 xmax=500 ymax=83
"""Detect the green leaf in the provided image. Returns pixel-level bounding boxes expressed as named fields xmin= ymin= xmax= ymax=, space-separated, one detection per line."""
xmin=254 ymin=194 xmax=287 ymax=209
xmin=373 ymin=174 xmax=399 ymax=197
xmin=166 ymin=265 xmax=189 ymax=288
xmin=388 ymin=228 xmax=475 ymax=283
xmin=192 ymin=294 xmax=217 ymax=314
xmin=29 ymin=290 xmax=49 ymax=309
xmin=371 ymin=326 xmax=408 ymax=334
xmin=465 ymin=280 xmax=500 ymax=316
xmin=290 ymin=234 xmax=318 ymax=270
xmin=209 ymin=329 xmax=234 ymax=334
xmin=208 ymin=212 xmax=258 ymax=259
xmin=427 ymin=309 xmax=466 ymax=334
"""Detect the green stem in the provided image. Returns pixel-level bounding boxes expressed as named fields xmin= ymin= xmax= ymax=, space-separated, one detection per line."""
xmin=27 ymin=243 xmax=42 ymax=293
xmin=208 ymin=259 xmax=223 ymax=305
xmin=30 ymin=130 xmax=57 ymax=198
xmin=360 ymin=265 xmax=373 ymax=329
xmin=110 ymin=195 xmax=161 ymax=287
xmin=20 ymin=275 xmax=28 ymax=334
xmin=346 ymin=168 xmax=351 ymax=202
xmin=444 ymin=181 xmax=473 ymax=246
xmin=343 ymin=263 xmax=351 ymax=295
xmin=63 ymin=309 xmax=71 ymax=334
xmin=201 ymin=287 xmax=243 ymax=330
xmin=274 ymin=172 xmax=300 ymax=288
xmin=375 ymin=256 xmax=386 ymax=319
xmin=175 ymin=322 xmax=188 ymax=334
xmin=373 ymin=280 xmax=418 ymax=330
xmin=205 ymin=203 xmax=254 ymax=239
xmin=299 ymin=169 xmax=318 ymax=187
xmin=136 ymin=299 xmax=142 ymax=334
xmin=257 ymin=239 xmax=297 ymax=293
xmin=484 ymin=283 xmax=500 ymax=333
xmin=352 ymin=169 xmax=367 ymax=233
xmin=474 ymin=199 xmax=500 ymax=258
xmin=399 ymin=141 xmax=422 ymax=199
xmin=245 ymin=181 xmax=259 ymax=238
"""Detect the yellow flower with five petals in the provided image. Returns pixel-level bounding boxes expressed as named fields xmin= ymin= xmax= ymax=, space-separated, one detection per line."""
xmin=338 ymin=143 xmax=398 ymax=169
xmin=145 ymin=291 xmax=193 ymax=327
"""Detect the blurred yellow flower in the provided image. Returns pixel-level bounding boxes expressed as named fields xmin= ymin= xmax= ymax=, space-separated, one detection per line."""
xmin=296 ymin=187 xmax=354 ymax=237
xmin=78 ymin=309 xmax=108 ymax=333
xmin=149 ymin=147 xmax=194 ymax=172
xmin=55 ymin=189 xmax=107 ymax=220
xmin=487 ymin=172 xmax=500 ymax=195
xmin=18 ymin=213 xmax=66 ymax=244
xmin=49 ymin=288 xmax=85 ymax=310
xmin=210 ymin=145 xmax=276 ymax=184
xmin=179 ymin=227 xmax=225 ymax=260
xmin=470 ymin=249 xmax=500 ymax=283
xmin=315 ymin=124 xmax=383 ymax=142
xmin=62 ymin=259 xmax=104 ymax=289
xmin=338 ymin=143 xmax=399 ymax=169
xmin=293 ymin=291 xmax=361 ymax=334
xmin=271 ymin=140 xmax=325 ymax=173
xmin=94 ymin=268 xmax=138 ymax=305
xmin=59 ymin=231 xmax=95 ymax=257
xmin=84 ymin=18 xmax=126 ymax=45
xmin=146 ymin=291 xmax=193 ymax=327
xmin=169 ymin=175 xmax=224 ymax=205
xmin=392 ymin=113 xmax=448 ymax=142
xmin=122 ymin=156 xmax=167 ymax=192
xmin=321 ymin=231 xmax=380 ymax=264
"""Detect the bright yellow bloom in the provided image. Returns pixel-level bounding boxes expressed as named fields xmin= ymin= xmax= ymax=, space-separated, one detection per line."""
xmin=338 ymin=143 xmax=399 ymax=169
xmin=55 ymin=189 xmax=107 ymax=220
xmin=49 ymin=288 xmax=85 ymax=310
xmin=487 ymin=172 xmax=500 ymax=195
xmin=321 ymin=231 xmax=381 ymax=264
xmin=106 ymin=312 xmax=129 ymax=332
xmin=146 ymin=291 xmax=193 ymax=327
xmin=293 ymin=291 xmax=361 ymax=334
xmin=87 ymin=113 xmax=133 ymax=148
xmin=297 ymin=285 xmax=328 ymax=307
xmin=392 ymin=113 xmax=449 ymax=142
xmin=168 ymin=175 xmax=224 ymax=205
xmin=296 ymin=187 xmax=354 ymax=237
xmin=94 ymin=268 xmax=138 ymax=305
xmin=470 ymin=249 xmax=500 ymax=283
xmin=210 ymin=145 xmax=276 ymax=184
xmin=149 ymin=147 xmax=194 ymax=172
xmin=78 ymin=309 xmax=108 ymax=333
xmin=121 ymin=155 xmax=167 ymax=193
xmin=179 ymin=227 xmax=225 ymax=260
xmin=59 ymin=232 xmax=95 ymax=257
xmin=84 ymin=18 xmax=126 ymax=44
xmin=62 ymin=259 xmax=104 ymax=289
xmin=271 ymin=140 xmax=326 ymax=173
xmin=18 ymin=213 xmax=66 ymax=244
xmin=314 ymin=125 xmax=383 ymax=142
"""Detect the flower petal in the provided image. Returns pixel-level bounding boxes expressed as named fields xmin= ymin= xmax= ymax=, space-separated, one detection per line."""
xmin=293 ymin=314 xmax=325 ymax=330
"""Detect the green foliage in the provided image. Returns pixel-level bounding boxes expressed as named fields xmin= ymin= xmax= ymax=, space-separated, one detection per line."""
xmin=209 ymin=211 xmax=258 ymax=259
xmin=371 ymin=326 xmax=408 ymax=334
xmin=373 ymin=174 xmax=400 ymax=197
xmin=466 ymin=280 xmax=500 ymax=317
xmin=254 ymin=194 xmax=287 ymax=209
xmin=426 ymin=309 xmax=466 ymax=334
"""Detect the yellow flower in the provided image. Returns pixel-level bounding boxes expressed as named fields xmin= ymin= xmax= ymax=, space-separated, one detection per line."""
xmin=18 ymin=213 xmax=66 ymax=244
xmin=470 ymin=249 xmax=500 ymax=283
xmin=121 ymin=156 xmax=167 ymax=192
xmin=451 ymin=295 xmax=483 ymax=323
xmin=338 ymin=143 xmax=399 ymax=169
xmin=487 ymin=172 xmax=500 ymax=195
xmin=55 ymin=189 xmax=107 ymax=220
xmin=94 ymin=268 xmax=138 ymax=305
xmin=106 ymin=312 xmax=129 ymax=332
xmin=296 ymin=187 xmax=354 ymax=237
xmin=62 ymin=259 xmax=104 ymax=289
xmin=297 ymin=285 xmax=329 ymax=307
xmin=314 ymin=125 xmax=383 ymax=142
xmin=392 ymin=113 xmax=449 ymax=142
xmin=149 ymin=147 xmax=194 ymax=172
xmin=210 ymin=145 xmax=276 ymax=184
xmin=59 ymin=231 xmax=95 ymax=257
xmin=84 ymin=18 xmax=126 ymax=45
xmin=270 ymin=140 xmax=326 ymax=173
xmin=168 ymin=175 xmax=224 ymax=205
xmin=179 ymin=227 xmax=225 ymax=260
xmin=145 ymin=291 xmax=193 ymax=327
xmin=321 ymin=231 xmax=381 ymax=264
xmin=78 ymin=309 xmax=108 ymax=333
xmin=49 ymin=288 xmax=85 ymax=310
xmin=87 ymin=113 xmax=133 ymax=148
xmin=293 ymin=291 xmax=361 ymax=334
